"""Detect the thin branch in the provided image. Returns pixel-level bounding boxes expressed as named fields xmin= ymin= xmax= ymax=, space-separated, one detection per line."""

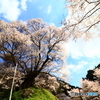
xmin=85 ymin=20 xmax=100 ymax=32
xmin=71 ymin=2 xmax=100 ymax=26
xmin=66 ymin=1 xmax=100 ymax=32
xmin=84 ymin=7 xmax=100 ymax=20
xmin=85 ymin=0 xmax=100 ymax=4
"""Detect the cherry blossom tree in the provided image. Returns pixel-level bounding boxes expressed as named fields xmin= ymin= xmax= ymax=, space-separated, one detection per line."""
xmin=0 ymin=19 xmax=69 ymax=89
xmin=81 ymin=68 xmax=100 ymax=100
xmin=0 ymin=20 xmax=31 ymax=72
xmin=0 ymin=67 xmax=24 ymax=90
xmin=21 ymin=19 xmax=68 ymax=89
xmin=64 ymin=0 xmax=100 ymax=39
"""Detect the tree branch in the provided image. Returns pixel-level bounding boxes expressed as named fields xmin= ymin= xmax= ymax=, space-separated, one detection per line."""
xmin=85 ymin=20 xmax=100 ymax=32
xmin=85 ymin=0 xmax=100 ymax=4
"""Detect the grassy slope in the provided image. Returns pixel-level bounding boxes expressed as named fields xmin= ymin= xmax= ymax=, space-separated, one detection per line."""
xmin=4 ymin=86 xmax=59 ymax=100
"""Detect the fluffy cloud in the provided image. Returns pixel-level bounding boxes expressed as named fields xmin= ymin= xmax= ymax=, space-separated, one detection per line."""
xmin=46 ymin=5 xmax=52 ymax=14
xmin=66 ymin=37 xmax=100 ymax=59
xmin=0 ymin=0 xmax=20 ymax=21
xmin=49 ymin=23 xmax=56 ymax=26
xmin=68 ymin=60 xmax=88 ymax=72
xmin=0 ymin=0 xmax=30 ymax=21
xmin=20 ymin=0 xmax=29 ymax=11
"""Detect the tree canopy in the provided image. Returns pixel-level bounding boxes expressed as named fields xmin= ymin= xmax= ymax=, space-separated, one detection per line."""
xmin=65 ymin=0 xmax=100 ymax=39
xmin=0 ymin=19 xmax=69 ymax=89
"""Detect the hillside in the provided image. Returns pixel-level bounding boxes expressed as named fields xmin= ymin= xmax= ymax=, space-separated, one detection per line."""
xmin=4 ymin=86 xmax=59 ymax=100
xmin=0 ymin=71 xmax=80 ymax=100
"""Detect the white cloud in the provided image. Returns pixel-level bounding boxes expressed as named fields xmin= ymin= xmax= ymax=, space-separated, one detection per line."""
xmin=20 ymin=0 xmax=29 ymax=11
xmin=68 ymin=60 xmax=88 ymax=72
xmin=46 ymin=5 xmax=52 ymax=14
xmin=0 ymin=0 xmax=30 ymax=21
xmin=66 ymin=37 xmax=100 ymax=59
xmin=0 ymin=0 xmax=20 ymax=21
xmin=88 ymin=65 xmax=95 ymax=70
xmin=49 ymin=23 xmax=56 ymax=26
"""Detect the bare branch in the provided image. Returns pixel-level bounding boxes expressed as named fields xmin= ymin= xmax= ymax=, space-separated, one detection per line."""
xmin=85 ymin=0 xmax=100 ymax=4
xmin=85 ymin=20 xmax=100 ymax=32
xmin=65 ymin=0 xmax=100 ymax=38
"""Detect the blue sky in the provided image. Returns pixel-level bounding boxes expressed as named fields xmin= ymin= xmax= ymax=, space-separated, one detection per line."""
xmin=0 ymin=0 xmax=67 ymax=27
xmin=0 ymin=0 xmax=100 ymax=87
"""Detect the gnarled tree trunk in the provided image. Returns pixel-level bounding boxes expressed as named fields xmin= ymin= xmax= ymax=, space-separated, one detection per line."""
xmin=21 ymin=71 xmax=40 ymax=89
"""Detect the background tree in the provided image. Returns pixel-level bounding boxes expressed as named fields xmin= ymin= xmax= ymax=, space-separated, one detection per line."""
xmin=81 ymin=64 xmax=100 ymax=100
xmin=64 ymin=0 xmax=100 ymax=39
xmin=0 ymin=67 xmax=24 ymax=90
xmin=0 ymin=19 xmax=69 ymax=89
xmin=86 ymin=70 xmax=96 ymax=81
xmin=0 ymin=20 xmax=31 ymax=72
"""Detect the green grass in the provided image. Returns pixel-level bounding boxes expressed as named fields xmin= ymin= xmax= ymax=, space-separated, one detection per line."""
xmin=4 ymin=86 xmax=59 ymax=100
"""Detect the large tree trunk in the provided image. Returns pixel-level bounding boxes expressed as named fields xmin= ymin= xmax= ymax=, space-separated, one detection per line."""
xmin=21 ymin=71 xmax=40 ymax=89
